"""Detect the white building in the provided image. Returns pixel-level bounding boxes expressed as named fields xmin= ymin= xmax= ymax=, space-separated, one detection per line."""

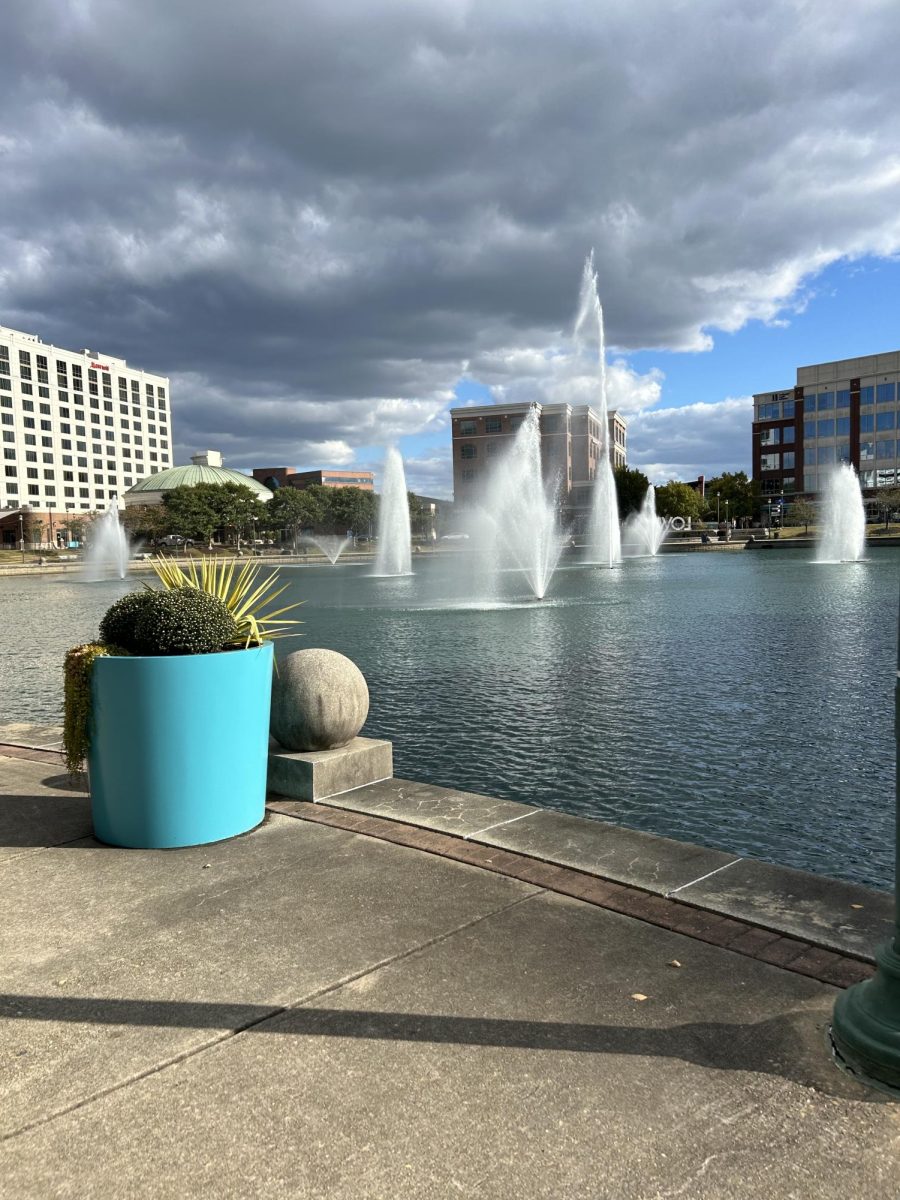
xmin=0 ymin=324 xmax=172 ymax=514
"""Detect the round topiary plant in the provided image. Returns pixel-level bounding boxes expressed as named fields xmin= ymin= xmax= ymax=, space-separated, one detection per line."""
xmin=99 ymin=589 xmax=160 ymax=653
xmin=133 ymin=588 xmax=239 ymax=656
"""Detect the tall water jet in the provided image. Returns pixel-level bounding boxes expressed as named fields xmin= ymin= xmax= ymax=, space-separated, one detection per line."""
xmin=622 ymin=485 xmax=673 ymax=557
xmin=576 ymin=253 xmax=621 ymax=567
xmin=477 ymin=405 xmax=565 ymax=600
xmin=374 ymin=446 xmax=412 ymax=576
xmin=82 ymin=498 xmax=130 ymax=581
xmin=303 ymin=534 xmax=352 ymax=565
xmin=815 ymin=463 xmax=866 ymax=563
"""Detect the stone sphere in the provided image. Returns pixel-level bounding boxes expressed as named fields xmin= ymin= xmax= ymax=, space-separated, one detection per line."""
xmin=270 ymin=648 xmax=369 ymax=752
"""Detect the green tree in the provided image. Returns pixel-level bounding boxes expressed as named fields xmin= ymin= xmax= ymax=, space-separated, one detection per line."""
xmin=120 ymin=504 xmax=167 ymax=544
xmin=654 ymin=481 xmax=705 ymax=521
xmin=613 ymin=465 xmax=650 ymax=519
xmin=788 ymin=499 xmax=816 ymax=535
xmin=703 ymin=471 xmax=756 ymax=521
xmin=266 ymin=487 xmax=324 ymax=545
xmin=163 ymin=484 xmax=220 ymax=546
xmin=213 ymin=482 xmax=269 ymax=550
xmin=320 ymin=486 xmax=377 ymax=537
xmin=407 ymin=492 xmax=430 ymax=540
xmin=877 ymin=487 xmax=900 ymax=528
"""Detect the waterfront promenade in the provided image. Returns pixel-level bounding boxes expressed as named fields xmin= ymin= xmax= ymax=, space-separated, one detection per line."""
xmin=1 ymin=729 xmax=896 ymax=1198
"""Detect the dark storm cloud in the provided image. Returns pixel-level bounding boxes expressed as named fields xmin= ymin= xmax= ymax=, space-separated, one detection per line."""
xmin=3 ymin=0 xmax=900 ymax=475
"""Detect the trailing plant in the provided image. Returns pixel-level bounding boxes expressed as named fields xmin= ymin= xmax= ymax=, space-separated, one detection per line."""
xmin=151 ymin=556 xmax=302 ymax=647
xmin=98 ymin=590 xmax=160 ymax=654
xmin=63 ymin=643 xmax=129 ymax=772
xmin=131 ymin=588 xmax=239 ymax=656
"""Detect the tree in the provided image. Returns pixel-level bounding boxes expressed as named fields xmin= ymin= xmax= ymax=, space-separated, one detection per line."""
xmin=120 ymin=504 xmax=167 ymax=544
xmin=654 ymin=481 xmax=705 ymax=521
xmin=163 ymin=485 xmax=220 ymax=546
xmin=702 ymin=471 xmax=756 ymax=521
xmin=613 ymin=465 xmax=650 ymax=519
xmin=789 ymin=499 xmax=816 ymax=535
xmin=407 ymin=492 xmax=430 ymax=540
xmin=266 ymin=487 xmax=324 ymax=545
xmin=877 ymin=487 xmax=900 ymax=529
xmin=213 ymin=482 xmax=269 ymax=550
xmin=320 ymin=486 xmax=377 ymax=537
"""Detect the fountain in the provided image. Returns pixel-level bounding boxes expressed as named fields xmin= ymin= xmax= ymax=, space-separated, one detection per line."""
xmin=82 ymin=498 xmax=130 ymax=581
xmin=374 ymin=446 xmax=412 ymax=576
xmin=475 ymin=405 xmax=566 ymax=600
xmin=303 ymin=534 xmax=352 ymax=565
xmin=622 ymin=485 xmax=673 ymax=557
xmin=815 ymin=463 xmax=866 ymax=563
xmin=576 ymin=253 xmax=622 ymax=568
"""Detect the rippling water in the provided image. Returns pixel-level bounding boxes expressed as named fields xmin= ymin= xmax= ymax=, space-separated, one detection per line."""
xmin=1 ymin=548 xmax=896 ymax=888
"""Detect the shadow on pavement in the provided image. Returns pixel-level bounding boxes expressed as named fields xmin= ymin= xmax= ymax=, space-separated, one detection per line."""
xmin=0 ymin=992 xmax=881 ymax=1101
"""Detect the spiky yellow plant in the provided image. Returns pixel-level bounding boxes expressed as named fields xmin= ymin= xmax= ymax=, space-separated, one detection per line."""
xmin=151 ymin=557 xmax=302 ymax=648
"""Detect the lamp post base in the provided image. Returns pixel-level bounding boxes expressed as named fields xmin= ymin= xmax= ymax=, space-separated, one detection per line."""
xmin=831 ymin=940 xmax=900 ymax=1096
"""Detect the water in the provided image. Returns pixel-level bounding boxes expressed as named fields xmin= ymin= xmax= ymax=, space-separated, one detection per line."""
xmin=2 ymin=548 xmax=896 ymax=889
xmin=81 ymin=499 xmax=130 ymax=581
xmin=470 ymin=406 xmax=566 ymax=601
xmin=303 ymin=534 xmax=352 ymax=565
xmin=374 ymin=447 xmax=412 ymax=576
xmin=576 ymin=254 xmax=622 ymax=568
xmin=816 ymin=464 xmax=867 ymax=563
xmin=622 ymin=485 xmax=673 ymax=557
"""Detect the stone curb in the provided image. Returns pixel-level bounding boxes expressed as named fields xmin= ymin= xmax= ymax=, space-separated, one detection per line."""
xmin=267 ymin=798 xmax=875 ymax=990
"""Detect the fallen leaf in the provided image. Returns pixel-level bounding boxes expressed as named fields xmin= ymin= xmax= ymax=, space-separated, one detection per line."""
xmin=667 ymin=960 xmax=682 ymax=968
xmin=631 ymin=993 xmax=648 ymax=1002
xmin=850 ymin=904 xmax=863 ymax=910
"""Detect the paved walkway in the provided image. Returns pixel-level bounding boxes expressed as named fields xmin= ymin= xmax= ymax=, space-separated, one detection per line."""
xmin=1 ymin=750 xmax=897 ymax=1199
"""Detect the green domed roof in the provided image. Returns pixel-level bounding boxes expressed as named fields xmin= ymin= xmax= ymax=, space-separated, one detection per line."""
xmin=125 ymin=464 xmax=272 ymax=499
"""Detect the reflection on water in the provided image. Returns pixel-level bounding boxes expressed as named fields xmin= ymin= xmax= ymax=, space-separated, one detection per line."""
xmin=0 ymin=548 xmax=896 ymax=889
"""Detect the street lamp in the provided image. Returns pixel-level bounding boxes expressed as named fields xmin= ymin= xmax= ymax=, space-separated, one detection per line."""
xmin=18 ymin=512 xmax=24 ymax=563
xmin=832 ymin=604 xmax=900 ymax=1093
xmin=724 ymin=498 xmax=729 ymax=529
xmin=716 ymin=492 xmax=720 ymax=524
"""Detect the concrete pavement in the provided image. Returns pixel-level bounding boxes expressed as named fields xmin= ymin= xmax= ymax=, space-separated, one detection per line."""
xmin=1 ymin=751 xmax=897 ymax=1199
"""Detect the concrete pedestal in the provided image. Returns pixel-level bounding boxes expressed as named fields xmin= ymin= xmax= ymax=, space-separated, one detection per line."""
xmin=268 ymin=737 xmax=393 ymax=802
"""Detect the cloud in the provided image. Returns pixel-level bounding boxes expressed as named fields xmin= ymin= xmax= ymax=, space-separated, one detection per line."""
xmin=627 ymin=398 xmax=754 ymax=483
xmin=2 ymin=1 xmax=900 ymax=479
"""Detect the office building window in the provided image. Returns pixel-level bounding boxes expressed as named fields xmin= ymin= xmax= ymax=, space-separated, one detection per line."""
xmin=836 ymin=390 xmax=850 ymax=408
xmin=876 ymin=382 xmax=896 ymax=405
xmin=760 ymin=453 xmax=780 ymax=471
xmin=817 ymin=446 xmax=836 ymax=465
xmin=875 ymin=439 xmax=895 ymax=459
xmin=860 ymin=386 xmax=874 ymax=405
xmin=782 ymin=452 xmax=795 ymax=469
xmin=817 ymin=419 xmax=834 ymax=437
xmin=803 ymin=420 xmax=816 ymax=439
xmin=460 ymin=444 xmax=477 ymax=459
xmin=875 ymin=410 xmax=896 ymax=431
xmin=860 ymin=441 xmax=875 ymax=461
xmin=817 ymin=392 xmax=834 ymax=410
xmin=759 ymin=428 xmax=780 ymax=445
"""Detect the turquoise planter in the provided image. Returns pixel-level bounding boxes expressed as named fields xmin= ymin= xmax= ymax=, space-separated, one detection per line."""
xmin=88 ymin=643 xmax=274 ymax=849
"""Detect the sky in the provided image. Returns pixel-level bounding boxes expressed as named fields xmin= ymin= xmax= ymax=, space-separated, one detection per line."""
xmin=3 ymin=0 xmax=900 ymax=496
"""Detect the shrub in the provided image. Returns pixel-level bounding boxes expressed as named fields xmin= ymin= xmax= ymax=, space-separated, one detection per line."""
xmin=98 ymin=589 xmax=160 ymax=653
xmin=63 ymin=643 xmax=130 ymax=772
xmin=133 ymin=587 xmax=238 ymax=656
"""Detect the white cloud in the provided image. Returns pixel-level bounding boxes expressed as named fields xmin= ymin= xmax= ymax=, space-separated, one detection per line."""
xmin=627 ymin=398 xmax=753 ymax=483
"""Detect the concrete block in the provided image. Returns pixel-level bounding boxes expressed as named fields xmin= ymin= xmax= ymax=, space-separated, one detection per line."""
xmin=268 ymin=736 xmax=392 ymax=801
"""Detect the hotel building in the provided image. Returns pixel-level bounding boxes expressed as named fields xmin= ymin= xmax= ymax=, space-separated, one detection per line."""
xmin=752 ymin=350 xmax=900 ymax=508
xmin=0 ymin=324 xmax=172 ymax=515
xmin=450 ymin=402 xmax=626 ymax=529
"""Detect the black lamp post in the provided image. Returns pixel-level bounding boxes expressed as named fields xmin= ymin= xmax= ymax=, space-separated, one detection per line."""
xmin=832 ymin=601 xmax=900 ymax=1092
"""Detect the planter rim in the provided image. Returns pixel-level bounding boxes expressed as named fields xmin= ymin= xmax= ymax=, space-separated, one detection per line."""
xmin=94 ymin=642 xmax=274 ymax=662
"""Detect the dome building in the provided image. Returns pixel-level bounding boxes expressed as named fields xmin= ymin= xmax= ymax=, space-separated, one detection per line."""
xmin=122 ymin=451 xmax=273 ymax=507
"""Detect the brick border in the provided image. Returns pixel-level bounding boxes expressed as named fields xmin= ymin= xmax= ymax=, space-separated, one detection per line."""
xmin=268 ymin=799 xmax=874 ymax=990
